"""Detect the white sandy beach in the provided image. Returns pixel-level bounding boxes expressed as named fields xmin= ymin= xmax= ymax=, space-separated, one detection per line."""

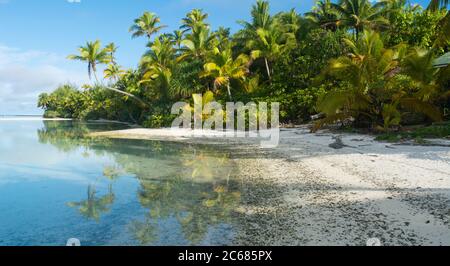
xmin=90 ymin=126 xmax=450 ymax=246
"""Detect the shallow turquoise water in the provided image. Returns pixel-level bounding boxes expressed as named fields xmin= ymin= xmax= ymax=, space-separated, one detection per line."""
xmin=0 ymin=120 xmax=240 ymax=246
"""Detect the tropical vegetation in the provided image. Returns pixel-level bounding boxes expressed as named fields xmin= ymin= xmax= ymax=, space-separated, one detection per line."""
xmin=38 ymin=0 xmax=450 ymax=133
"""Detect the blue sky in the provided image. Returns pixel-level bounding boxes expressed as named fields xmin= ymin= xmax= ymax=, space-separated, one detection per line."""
xmin=0 ymin=0 xmax=434 ymax=114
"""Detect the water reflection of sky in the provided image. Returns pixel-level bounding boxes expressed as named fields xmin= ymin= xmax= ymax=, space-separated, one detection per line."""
xmin=0 ymin=121 xmax=112 ymax=185
xmin=0 ymin=120 xmax=240 ymax=246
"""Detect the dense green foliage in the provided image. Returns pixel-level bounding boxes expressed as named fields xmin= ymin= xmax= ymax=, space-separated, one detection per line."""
xmin=39 ymin=0 xmax=450 ymax=131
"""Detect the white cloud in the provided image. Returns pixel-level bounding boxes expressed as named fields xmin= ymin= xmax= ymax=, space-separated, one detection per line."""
xmin=0 ymin=45 xmax=88 ymax=115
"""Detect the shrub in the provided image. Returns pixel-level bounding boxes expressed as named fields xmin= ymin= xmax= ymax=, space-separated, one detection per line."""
xmin=256 ymin=86 xmax=327 ymax=123
xmin=43 ymin=110 xmax=62 ymax=118
xmin=143 ymin=114 xmax=177 ymax=128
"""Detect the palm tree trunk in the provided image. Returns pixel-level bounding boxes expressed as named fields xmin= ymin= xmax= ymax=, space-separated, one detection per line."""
xmin=92 ymin=70 xmax=148 ymax=107
xmin=226 ymin=83 xmax=232 ymax=101
xmin=264 ymin=57 xmax=272 ymax=80
xmin=105 ymin=86 xmax=149 ymax=107
xmin=93 ymin=70 xmax=100 ymax=84
xmin=88 ymin=63 xmax=92 ymax=80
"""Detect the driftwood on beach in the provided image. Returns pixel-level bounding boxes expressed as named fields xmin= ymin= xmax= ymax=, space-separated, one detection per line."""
xmin=310 ymin=113 xmax=325 ymax=121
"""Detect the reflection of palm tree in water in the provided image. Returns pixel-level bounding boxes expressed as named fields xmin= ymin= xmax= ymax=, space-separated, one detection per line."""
xmin=67 ymin=184 xmax=115 ymax=221
xmin=129 ymin=217 xmax=158 ymax=245
xmin=103 ymin=165 xmax=122 ymax=181
xmin=130 ymin=150 xmax=241 ymax=245
xmin=40 ymin=122 xmax=241 ymax=244
xmin=68 ymin=164 xmax=122 ymax=221
xmin=176 ymin=186 xmax=241 ymax=244
xmin=182 ymin=149 xmax=233 ymax=184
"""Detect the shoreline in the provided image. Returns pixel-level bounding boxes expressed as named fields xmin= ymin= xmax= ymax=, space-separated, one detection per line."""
xmin=0 ymin=117 xmax=71 ymax=121
xmin=0 ymin=117 xmax=136 ymax=125
xmin=88 ymin=126 xmax=450 ymax=245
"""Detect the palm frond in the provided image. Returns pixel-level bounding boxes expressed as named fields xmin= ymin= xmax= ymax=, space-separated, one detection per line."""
xmin=400 ymin=98 xmax=443 ymax=122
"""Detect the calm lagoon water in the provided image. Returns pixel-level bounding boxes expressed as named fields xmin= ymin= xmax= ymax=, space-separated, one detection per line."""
xmin=0 ymin=119 xmax=241 ymax=246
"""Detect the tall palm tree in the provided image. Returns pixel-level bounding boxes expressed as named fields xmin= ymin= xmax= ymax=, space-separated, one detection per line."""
xmin=282 ymin=9 xmax=301 ymax=33
xmin=214 ymin=27 xmax=231 ymax=50
xmin=247 ymin=23 xmax=296 ymax=80
xmin=238 ymin=0 xmax=273 ymax=32
xmin=238 ymin=0 xmax=296 ymax=80
xmin=181 ymin=9 xmax=209 ymax=33
xmin=129 ymin=12 xmax=166 ymax=40
xmin=169 ymin=30 xmax=184 ymax=49
xmin=200 ymin=47 xmax=250 ymax=100
xmin=68 ymin=41 xmax=148 ymax=106
xmin=141 ymin=37 xmax=175 ymax=74
xmin=104 ymin=42 xmax=118 ymax=65
xmin=377 ymin=0 xmax=417 ymax=22
xmin=305 ymin=0 xmax=340 ymax=31
xmin=67 ymin=40 xmax=110 ymax=82
xmin=140 ymin=37 xmax=176 ymax=100
xmin=331 ymin=0 xmax=389 ymax=39
xmin=104 ymin=64 xmax=125 ymax=82
xmin=378 ymin=0 xmax=408 ymax=10
xmin=179 ymin=26 xmax=215 ymax=61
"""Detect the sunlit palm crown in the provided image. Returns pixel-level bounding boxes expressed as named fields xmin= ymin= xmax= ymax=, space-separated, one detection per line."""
xmin=331 ymin=0 xmax=389 ymax=36
xmin=129 ymin=12 xmax=167 ymax=39
xmin=67 ymin=40 xmax=110 ymax=80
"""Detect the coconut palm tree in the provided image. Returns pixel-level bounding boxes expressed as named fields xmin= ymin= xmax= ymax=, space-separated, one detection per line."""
xmin=69 ymin=41 xmax=149 ymax=106
xmin=315 ymin=30 xmax=442 ymax=131
xmin=238 ymin=0 xmax=296 ymax=80
xmin=247 ymin=23 xmax=296 ymax=80
xmin=37 ymin=93 xmax=51 ymax=110
xmin=141 ymin=37 xmax=175 ymax=74
xmin=104 ymin=64 xmax=125 ymax=82
xmin=200 ymin=47 xmax=250 ymax=100
xmin=67 ymin=40 xmax=110 ymax=82
xmin=331 ymin=0 xmax=389 ymax=39
xmin=315 ymin=30 xmax=400 ymax=129
xmin=214 ymin=27 xmax=231 ymax=50
xmin=140 ymin=37 xmax=176 ymax=101
xmin=179 ymin=26 xmax=215 ymax=61
xmin=305 ymin=0 xmax=340 ymax=31
xmin=402 ymin=48 xmax=449 ymax=103
xmin=377 ymin=0 xmax=421 ymax=23
xmin=278 ymin=8 xmax=301 ymax=35
xmin=378 ymin=0 xmax=408 ymax=11
xmin=238 ymin=0 xmax=273 ymax=33
xmin=169 ymin=30 xmax=184 ymax=49
xmin=104 ymin=42 xmax=118 ymax=65
xmin=181 ymin=9 xmax=209 ymax=33
xmin=129 ymin=12 xmax=166 ymax=40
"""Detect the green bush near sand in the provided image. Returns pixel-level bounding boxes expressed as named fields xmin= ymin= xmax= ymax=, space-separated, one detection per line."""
xmin=376 ymin=122 xmax=450 ymax=142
